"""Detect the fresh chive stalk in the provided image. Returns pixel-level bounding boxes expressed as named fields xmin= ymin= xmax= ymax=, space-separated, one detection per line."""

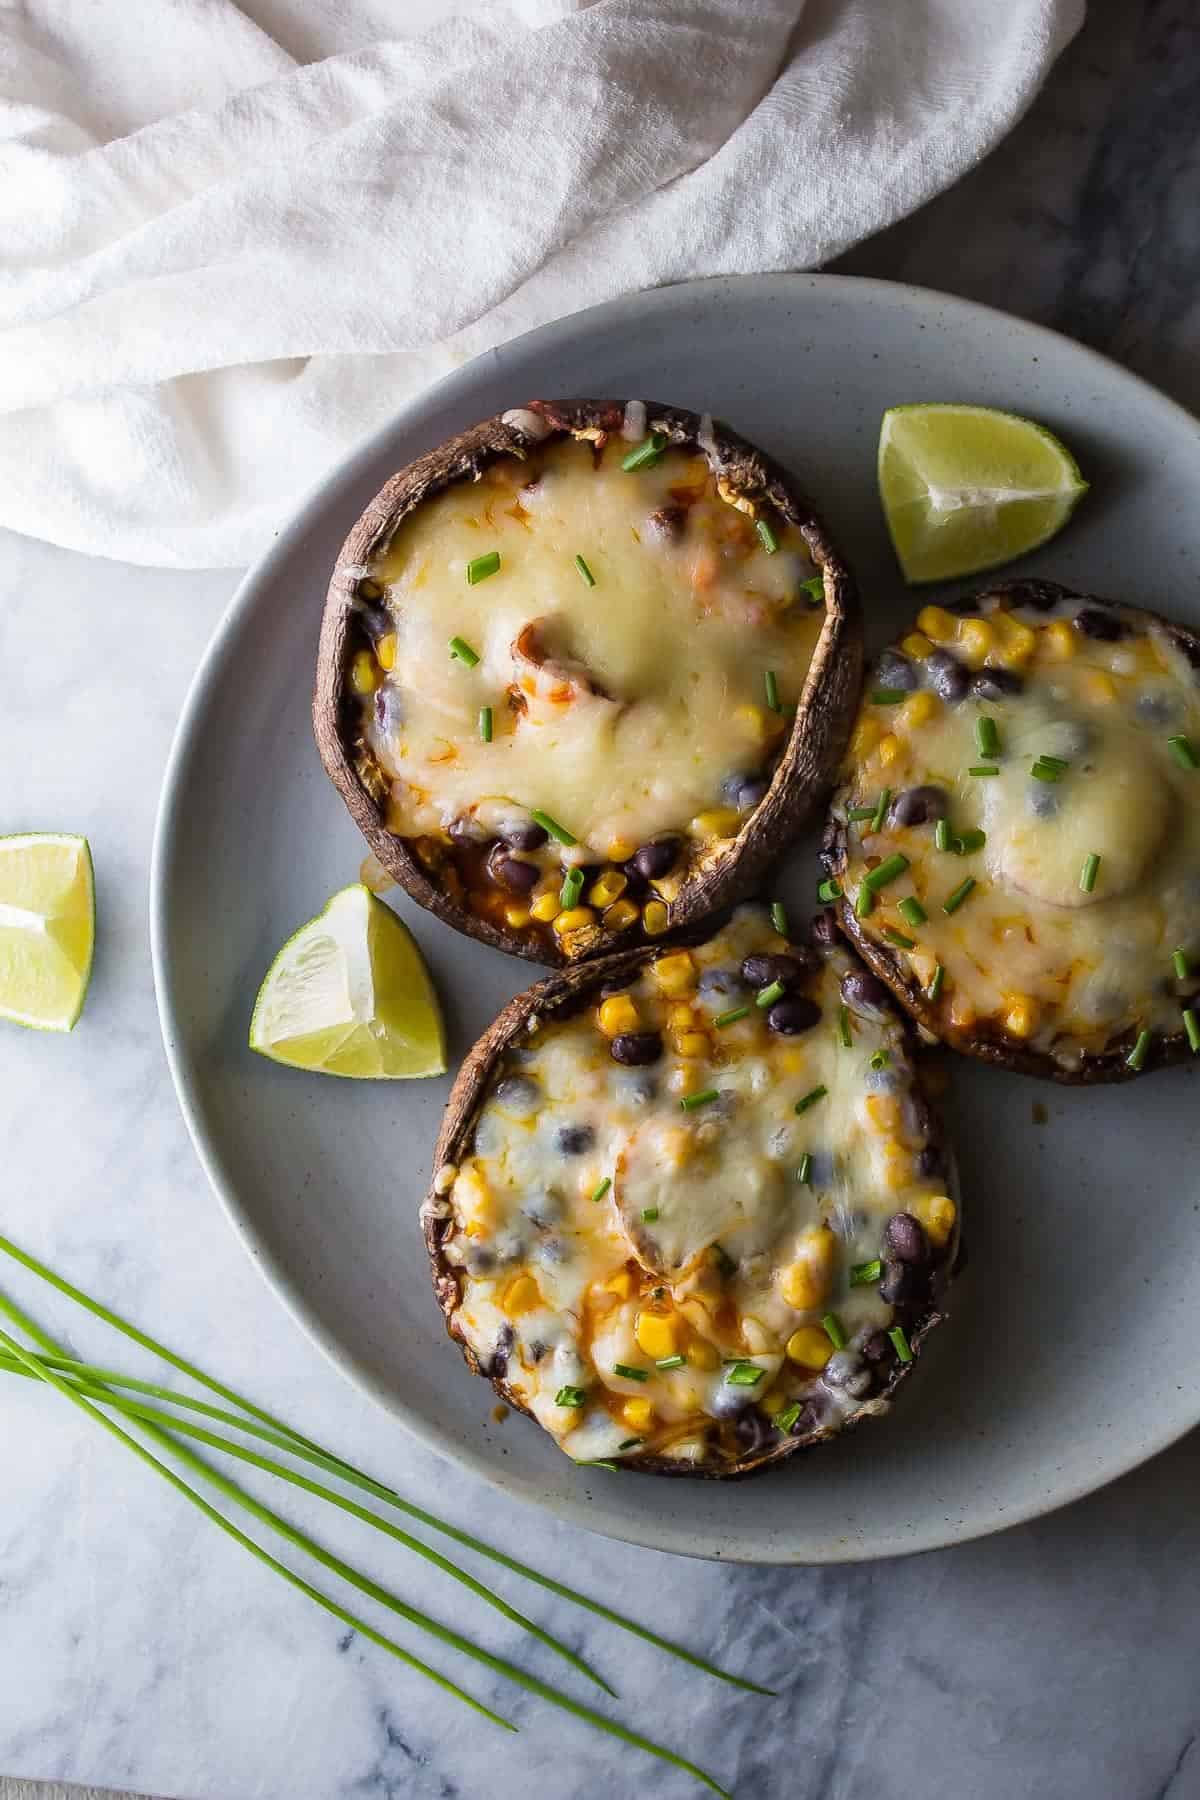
xmin=821 ymin=1314 xmax=846 ymax=1351
xmin=466 ymin=551 xmax=501 ymax=586
xmin=943 ymin=877 xmax=976 ymax=915
xmin=755 ymin=518 xmax=779 ymax=555
xmin=756 ymin=980 xmax=786 ymax=1009
xmin=1125 ymin=1029 xmax=1151 ymax=1072
xmin=764 ymin=669 xmax=782 ymax=713
xmin=847 ymin=806 xmax=877 ymax=822
xmin=714 ymin=1005 xmax=750 ymax=1029
xmin=1172 ymin=948 xmax=1190 ymax=981
xmin=975 ymin=716 xmax=1001 ymax=758
xmin=799 ymin=575 xmax=825 ymax=604
xmin=898 ymin=896 xmax=926 ymax=927
xmin=529 ymin=809 xmax=577 ymax=846
xmin=655 ymin=1354 xmax=687 ymax=1371
xmin=817 ymin=878 xmax=842 ymax=903
xmin=680 ymin=1089 xmax=719 ymax=1112
xmin=796 ymin=1153 xmax=813 ymax=1186
xmin=795 ymin=1086 xmax=827 ymax=1114
xmin=871 ymin=688 xmax=907 ymax=706
xmin=863 ymin=852 xmax=909 ymax=892
xmin=871 ymin=787 xmax=892 ymax=832
xmin=854 ymin=885 xmax=874 ymax=919
xmin=838 ymin=1004 xmax=852 ymax=1047
xmin=869 ymin=1049 xmax=890 ymax=1070
xmin=1079 ymin=852 xmax=1100 ymax=894
xmin=555 ymin=1386 xmax=588 ymax=1408
xmin=724 ymin=1362 xmax=765 ymax=1388
xmin=1030 ymin=756 xmax=1068 ymax=782
xmin=770 ymin=901 xmax=788 ymax=936
xmin=590 ymin=1177 xmax=611 ymax=1203
xmin=448 ymin=635 xmax=480 ymax=666
xmin=478 ymin=706 xmax=493 ymax=743
xmin=621 ymin=432 xmax=667 ymax=473
xmin=574 ymin=554 xmax=596 ymax=587
xmin=1183 ymin=1009 xmax=1200 ymax=1054
xmin=640 ymin=1207 xmax=660 ymax=1224
xmin=882 ymin=927 xmax=915 ymax=950
xmin=560 ymin=866 xmax=584 ymax=910
xmin=928 ymin=962 xmax=945 ymax=1001
xmin=968 ymin=765 xmax=999 ymax=778
xmin=850 ymin=1260 xmax=882 ymax=1286
xmin=888 ymin=1326 xmax=914 ymax=1364
xmin=773 ymin=1403 xmax=802 ymax=1433
xmin=614 ymin=1364 xmax=650 ymax=1384
xmin=1168 ymin=734 xmax=1198 ymax=770
xmin=955 ymin=829 xmax=987 ymax=855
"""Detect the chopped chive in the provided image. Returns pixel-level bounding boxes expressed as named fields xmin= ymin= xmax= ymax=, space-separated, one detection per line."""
xmin=871 ymin=787 xmax=893 ymax=832
xmin=799 ymin=575 xmax=825 ymax=604
xmin=618 ymin=1437 xmax=643 ymax=1451
xmin=755 ymin=518 xmax=779 ymax=555
xmin=1079 ymin=852 xmax=1100 ymax=893
xmin=577 ymin=1460 xmax=619 ymax=1470
xmin=821 ymin=1314 xmax=846 ymax=1351
xmin=1037 ymin=753 xmax=1069 ymax=771
xmin=850 ymin=1259 xmax=882 ymax=1286
xmin=1030 ymin=757 xmax=1067 ymax=782
xmin=771 ymin=901 xmax=789 ymax=936
xmin=864 ymin=852 xmax=909 ymax=892
xmin=574 ymin=553 xmax=596 ymax=587
xmin=529 ymin=809 xmax=577 ymax=846
xmin=854 ymin=884 xmax=874 ymax=919
xmin=756 ymin=980 xmax=786 ymax=1009
xmin=847 ymin=805 xmax=877 ymax=822
xmin=898 ymin=896 xmax=926 ymax=927
xmin=640 ymin=1207 xmax=660 ymax=1224
xmin=466 ymin=551 xmax=501 ymax=586
xmin=955 ymin=828 xmax=987 ymax=855
xmin=725 ymin=1362 xmax=765 ymax=1388
xmin=943 ymin=876 xmax=976 ymax=915
xmin=888 ymin=1326 xmax=913 ymax=1364
xmin=715 ymin=1005 xmax=750 ymax=1029
xmin=869 ymin=1048 xmax=890 ymax=1071
xmin=478 ymin=706 xmax=493 ymax=743
xmin=1184 ymin=1009 xmax=1200 ymax=1053
xmin=773 ymin=1403 xmax=802 ymax=1433
xmin=796 ymin=1153 xmax=813 ymax=1185
xmin=871 ymin=688 xmax=907 ymax=706
xmin=621 ymin=432 xmax=667 ymax=473
xmin=817 ymin=878 xmax=842 ymax=903
xmin=556 ymin=1386 xmax=587 ymax=1408
xmin=680 ymin=1089 xmax=719 ymax=1112
xmin=1125 ymin=1029 xmax=1151 ymax=1072
xmin=928 ymin=962 xmax=945 ymax=1001
xmin=838 ymin=1004 xmax=852 ymax=1047
xmin=974 ymin=716 xmax=1001 ymax=759
xmin=968 ymin=765 xmax=999 ymax=778
xmin=1173 ymin=948 xmax=1190 ymax=981
xmin=590 ymin=1177 xmax=611 ymax=1203
xmin=795 ymin=1085 xmax=828 ymax=1114
xmin=448 ymin=635 xmax=480 ymax=666
xmin=882 ymin=927 xmax=916 ymax=950
xmin=934 ymin=818 xmax=952 ymax=852
xmin=614 ymin=1364 xmax=650 ymax=1384
xmin=560 ymin=866 xmax=584 ymax=910
xmin=764 ymin=669 xmax=782 ymax=713
xmin=1168 ymin=734 xmax=1198 ymax=770
xmin=655 ymin=1354 xmax=687 ymax=1371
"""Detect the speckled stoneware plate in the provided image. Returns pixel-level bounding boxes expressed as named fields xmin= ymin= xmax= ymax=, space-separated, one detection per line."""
xmin=152 ymin=274 xmax=1200 ymax=1564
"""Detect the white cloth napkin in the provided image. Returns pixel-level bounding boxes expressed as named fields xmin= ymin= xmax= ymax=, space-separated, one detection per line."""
xmin=0 ymin=0 xmax=1083 ymax=569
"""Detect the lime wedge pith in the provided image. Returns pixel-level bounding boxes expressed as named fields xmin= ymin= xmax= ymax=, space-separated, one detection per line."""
xmin=0 ymin=833 xmax=95 ymax=1032
xmin=249 ymin=885 xmax=446 ymax=1079
xmin=878 ymin=403 xmax=1089 ymax=585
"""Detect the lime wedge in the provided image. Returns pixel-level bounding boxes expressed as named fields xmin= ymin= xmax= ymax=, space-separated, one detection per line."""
xmin=878 ymin=404 xmax=1089 ymax=585
xmin=0 ymin=833 xmax=95 ymax=1032
xmin=249 ymin=885 xmax=446 ymax=1079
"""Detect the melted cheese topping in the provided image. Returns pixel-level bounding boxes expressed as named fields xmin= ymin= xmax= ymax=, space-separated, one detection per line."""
xmin=833 ymin=592 xmax=1200 ymax=1070
xmin=361 ymin=435 xmax=822 ymax=855
xmin=425 ymin=907 xmax=958 ymax=1471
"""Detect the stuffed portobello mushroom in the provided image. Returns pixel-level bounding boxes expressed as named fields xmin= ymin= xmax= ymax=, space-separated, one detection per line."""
xmin=824 ymin=579 xmax=1200 ymax=1081
xmin=421 ymin=904 xmax=959 ymax=1478
xmin=315 ymin=400 xmax=860 ymax=966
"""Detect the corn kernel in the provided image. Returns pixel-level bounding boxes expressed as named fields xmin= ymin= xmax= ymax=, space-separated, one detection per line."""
xmin=917 ymin=604 xmax=957 ymax=643
xmin=606 ymin=837 xmax=636 ymax=864
xmin=850 ymin=715 xmax=882 ymax=760
xmin=901 ymin=631 xmax=933 ymax=660
xmin=865 ymin=1092 xmax=902 ymax=1133
xmin=1041 ymin=619 xmax=1076 ymax=660
xmin=598 ymin=994 xmax=639 ymax=1038
xmin=760 ymin=1385 xmax=790 ymax=1416
xmin=503 ymin=905 xmax=532 ymax=930
xmin=911 ymin=1192 xmax=957 ymax=1248
xmin=688 ymin=1338 xmax=721 ymax=1371
xmin=652 ymin=951 xmax=696 ymax=997
xmin=589 ymin=869 xmax=628 ymax=909
xmin=898 ymin=689 xmax=939 ymax=731
xmin=375 ymin=632 xmax=398 ymax=671
xmin=675 ymin=1031 xmax=710 ymax=1059
xmin=349 ymin=649 xmax=380 ymax=695
xmin=650 ymin=871 xmax=684 ymax=903
xmin=622 ymin=1397 xmax=655 ymax=1433
xmin=949 ymin=992 xmax=977 ymax=1031
xmin=603 ymin=898 xmax=640 ymax=931
xmin=553 ymin=905 xmax=596 ymax=936
xmin=880 ymin=1140 xmax=912 ymax=1191
xmin=877 ymin=732 xmax=902 ymax=767
xmin=786 ymin=1326 xmax=833 ymax=1369
xmin=990 ymin=613 xmax=1037 ymax=667
xmin=780 ymin=1228 xmax=836 ymax=1311
xmin=733 ymin=703 xmax=772 ymax=744
xmin=635 ymin=1312 xmax=679 ymax=1360
xmin=1003 ymin=997 xmax=1039 ymax=1039
xmin=604 ymin=1268 xmax=635 ymax=1299
xmin=689 ymin=807 xmax=741 ymax=840
xmin=530 ymin=891 xmax=561 ymax=923
xmin=1082 ymin=669 xmax=1117 ymax=705
xmin=643 ymin=900 xmax=670 ymax=936
xmin=502 ymin=1273 xmax=541 ymax=1316
xmin=665 ymin=1001 xmax=691 ymax=1031
xmin=957 ymin=617 xmax=995 ymax=666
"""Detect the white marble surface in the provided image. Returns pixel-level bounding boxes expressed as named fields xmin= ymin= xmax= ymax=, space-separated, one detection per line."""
xmin=4 ymin=3 xmax=1200 ymax=1798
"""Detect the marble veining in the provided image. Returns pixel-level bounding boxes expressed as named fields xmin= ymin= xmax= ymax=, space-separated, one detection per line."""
xmin=4 ymin=2 xmax=1200 ymax=1796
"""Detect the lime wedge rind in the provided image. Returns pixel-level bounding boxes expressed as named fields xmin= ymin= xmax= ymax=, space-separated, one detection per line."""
xmin=249 ymin=884 xmax=446 ymax=1081
xmin=0 ymin=833 xmax=95 ymax=1033
xmin=878 ymin=403 xmax=1088 ymax=586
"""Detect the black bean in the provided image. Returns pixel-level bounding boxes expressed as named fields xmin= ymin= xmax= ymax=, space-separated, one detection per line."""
xmin=487 ymin=1323 xmax=515 ymax=1379
xmin=1075 ymin=606 xmax=1124 ymax=641
xmin=883 ymin=1212 xmax=929 ymax=1263
xmin=969 ymin=666 xmax=1024 ymax=700
xmin=724 ymin=773 xmax=770 ymax=813
xmin=840 ymin=968 xmax=891 ymax=1016
xmin=879 ymin=1258 xmax=927 ymax=1305
xmin=787 ymin=1398 xmax=827 ymax=1437
xmin=633 ymin=838 xmax=680 ymax=881
xmin=487 ymin=848 xmax=540 ymax=894
xmin=647 ymin=504 xmax=687 ymax=542
xmin=925 ymin=648 xmax=968 ymax=702
xmin=874 ymin=650 xmax=917 ymax=692
xmin=1000 ymin=578 xmax=1071 ymax=613
xmin=767 ymin=996 xmax=822 ymax=1036
xmin=556 ymin=1124 xmax=595 ymax=1155
xmin=610 ymin=1031 xmax=664 ymax=1066
xmin=889 ymin=784 xmax=948 ymax=828
xmin=823 ymin=1352 xmax=872 ymax=1399
xmin=494 ymin=1075 xmax=542 ymax=1117
xmin=620 ymin=861 xmax=650 ymax=898
xmin=741 ymin=951 xmax=812 ymax=990
xmin=810 ymin=908 xmax=840 ymax=950
xmin=860 ymin=1329 xmax=895 ymax=1365
xmin=500 ymin=819 xmax=549 ymax=852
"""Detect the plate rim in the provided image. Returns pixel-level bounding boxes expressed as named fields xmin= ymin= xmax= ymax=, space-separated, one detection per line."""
xmin=150 ymin=269 xmax=1200 ymax=1564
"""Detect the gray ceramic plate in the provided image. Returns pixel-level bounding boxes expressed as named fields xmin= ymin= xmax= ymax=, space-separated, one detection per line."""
xmin=152 ymin=274 xmax=1200 ymax=1564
